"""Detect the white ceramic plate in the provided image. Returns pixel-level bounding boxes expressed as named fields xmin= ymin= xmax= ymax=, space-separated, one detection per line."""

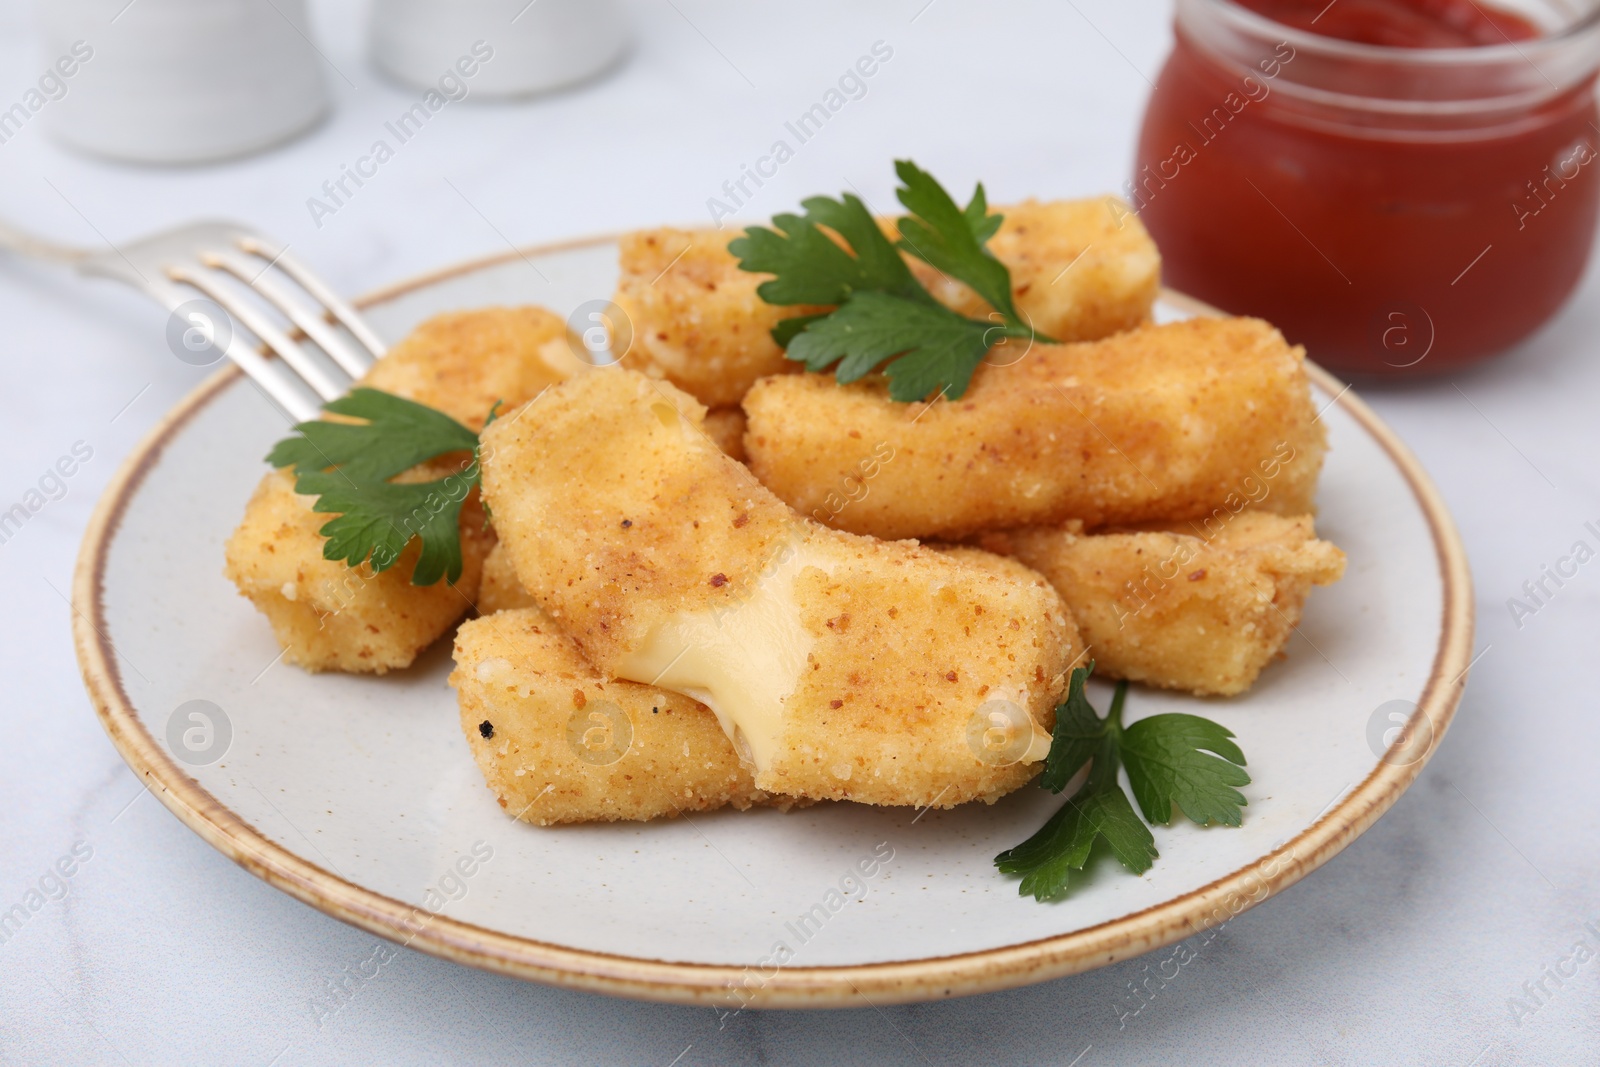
xmin=73 ymin=238 xmax=1473 ymax=1007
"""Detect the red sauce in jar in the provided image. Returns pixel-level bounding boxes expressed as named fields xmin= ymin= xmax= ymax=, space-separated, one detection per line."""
xmin=1234 ymin=0 xmax=1539 ymax=47
xmin=1134 ymin=0 xmax=1600 ymax=376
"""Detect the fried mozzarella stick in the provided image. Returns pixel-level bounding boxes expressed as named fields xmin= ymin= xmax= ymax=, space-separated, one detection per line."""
xmin=982 ymin=513 xmax=1347 ymax=697
xmin=476 ymin=539 xmax=539 ymax=616
xmin=357 ymin=307 xmax=585 ymax=425
xmin=701 ymin=407 xmax=748 ymax=462
xmin=614 ymin=198 xmax=1159 ymax=407
xmin=226 ymin=468 xmax=493 ymax=674
xmin=224 ymin=307 xmax=575 ymax=673
xmin=905 ymin=198 xmax=1162 ymax=343
xmin=744 ymin=317 xmax=1326 ymax=542
xmin=612 ymin=229 xmax=822 ymax=408
xmin=453 ymin=609 xmax=776 ymax=824
xmin=484 ymin=514 xmax=1340 ymax=701
xmin=479 ymin=370 xmax=1081 ymax=807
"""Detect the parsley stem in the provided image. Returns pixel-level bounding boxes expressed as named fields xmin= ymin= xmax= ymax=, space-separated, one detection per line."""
xmin=1106 ymin=679 xmax=1130 ymax=733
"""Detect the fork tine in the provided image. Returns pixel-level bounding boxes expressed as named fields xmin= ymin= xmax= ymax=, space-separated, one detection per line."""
xmin=169 ymin=266 xmax=347 ymax=403
xmin=220 ymin=334 xmax=321 ymax=423
xmin=14 ymin=215 xmax=366 ymax=421
xmin=209 ymin=250 xmax=374 ymax=381
xmin=152 ymin=277 xmax=319 ymax=421
xmin=237 ymin=236 xmax=388 ymax=362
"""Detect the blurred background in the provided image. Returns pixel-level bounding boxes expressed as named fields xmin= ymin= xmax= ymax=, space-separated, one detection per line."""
xmin=1 ymin=1 xmax=1596 ymax=1064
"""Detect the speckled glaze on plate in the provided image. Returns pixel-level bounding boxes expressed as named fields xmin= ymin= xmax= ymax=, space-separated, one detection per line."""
xmin=72 ymin=238 xmax=1473 ymax=1007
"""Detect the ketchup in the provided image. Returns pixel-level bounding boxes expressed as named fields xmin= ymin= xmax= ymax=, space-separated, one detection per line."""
xmin=1233 ymin=0 xmax=1539 ymax=47
xmin=1134 ymin=0 xmax=1600 ymax=376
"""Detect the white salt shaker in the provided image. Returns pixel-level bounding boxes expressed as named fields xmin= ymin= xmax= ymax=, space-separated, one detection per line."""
xmin=369 ymin=0 xmax=628 ymax=99
xmin=36 ymin=0 xmax=328 ymax=165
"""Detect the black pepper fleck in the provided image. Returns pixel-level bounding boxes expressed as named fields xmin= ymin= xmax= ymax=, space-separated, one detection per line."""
xmin=478 ymin=720 xmax=495 ymax=740
xmin=621 ymin=519 xmax=632 ymax=528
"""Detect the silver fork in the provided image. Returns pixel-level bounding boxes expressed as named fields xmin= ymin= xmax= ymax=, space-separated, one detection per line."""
xmin=0 ymin=218 xmax=385 ymax=422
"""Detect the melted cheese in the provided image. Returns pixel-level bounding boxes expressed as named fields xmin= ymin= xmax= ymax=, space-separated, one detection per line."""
xmin=615 ymin=536 xmax=832 ymax=772
xmin=973 ymin=687 xmax=1055 ymax=766
xmin=615 ymin=533 xmax=1054 ymax=775
xmin=1024 ymin=727 xmax=1053 ymax=763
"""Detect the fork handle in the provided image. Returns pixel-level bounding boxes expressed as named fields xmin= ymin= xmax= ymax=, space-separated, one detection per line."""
xmin=0 ymin=217 xmax=93 ymax=265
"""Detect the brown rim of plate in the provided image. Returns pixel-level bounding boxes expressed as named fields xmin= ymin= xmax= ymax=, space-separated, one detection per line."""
xmin=69 ymin=243 xmax=1475 ymax=1009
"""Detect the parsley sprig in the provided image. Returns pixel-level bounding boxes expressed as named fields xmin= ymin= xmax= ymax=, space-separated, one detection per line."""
xmin=996 ymin=665 xmax=1251 ymax=902
xmin=729 ymin=160 xmax=1053 ymax=402
xmin=267 ymin=388 xmax=481 ymax=586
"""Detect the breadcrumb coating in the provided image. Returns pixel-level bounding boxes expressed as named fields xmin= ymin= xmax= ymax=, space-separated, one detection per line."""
xmin=903 ymin=197 xmax=1159 ymax=344
xmin=614 ymin=198 xmax=1158 ymax=407
xmin=613 ymin=228 xmax=820 ymax=408
xmin=476 ymin=540 xmax=540 ymax=617
xmin=452 ymin=609 xmax=777 ymax=824
xmin=744 ymin=317 xmax=1326 ymax=541
xmin=224 ymin=306 xmax=575 ymax=673
xmin=702 ymin=407 xmax=749 ymax=462
xmin=984 ymin=512 xmax=1346 ymax=696
xmin=459 ymin=518 xmax=1335 ymax=823
xmin=223 ymin=467 xmax=491 ymax=673
xmin=478 ymin=369 xmax=1081 ymax=807
xmin=358 ymin=306 xmax=579 ymax=431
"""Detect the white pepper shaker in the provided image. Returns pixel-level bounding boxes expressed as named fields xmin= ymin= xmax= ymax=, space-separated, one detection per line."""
xmin=369 ymin=0 xmax=628 ymax=100
xmin=37 ymin=0 xmax=329 ymax=165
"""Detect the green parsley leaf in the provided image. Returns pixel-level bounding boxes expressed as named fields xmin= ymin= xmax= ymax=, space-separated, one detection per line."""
xmin=1038 ymin=662 xmax=1110 ymax=793
xmin=770 ymin=312 xmax=831 ymax=349
xmin=962 ymin=182 xmax=1004 ymax=245
xmin=995 ymin=787 xmax=1156 ymax=902
xmin=893 ymin=160 xmax=1021 ymax=324
xmin=1122 ymin=714 xmax=1250 ymax=827
xmin=267 ymin=388 xmax=482 ymax=586
xmin=728 ymin=193 xmax=927 ymax=307
xmin=266 ymin=388 xmax=477 ymax=482
xmin=291 ymin=466 xmax=476 ymax=586
xmin=730 ymin=160 xmax=1054 ymax=402
xmin=995 ymin=669 xmax=1248 ymax=902
xmin=785 ymin=292 xmax=997 ymax=402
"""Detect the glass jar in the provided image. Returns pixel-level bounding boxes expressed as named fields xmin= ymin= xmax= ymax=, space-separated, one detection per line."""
xmin=1133 ymin=0 xmax=1600 ymax=377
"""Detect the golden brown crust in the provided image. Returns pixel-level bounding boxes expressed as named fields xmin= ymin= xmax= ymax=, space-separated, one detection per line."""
xmin=902 ymin=196 xmax=1159 ymax=343
xmin=481 ymin=369 xmax=1081 ymax=808
xmin=358 ymin=306 xmax=577 ymax=431
xmin=701 ymin=407 xmax=748 ymax=462
xmin=768 ymin=535 xmax=1080 ymax=806
xmin=615 ymin=200 xmax=1158 ymax=408
xmin=223 ymin=469 xmax=490 ymax=673
xmin=225 ymin=306 xmax=578 ymax=674
xmin=452 ymin=609 xmax=772 ymax=824
xmin=480 ymin=372 xmax=792 ymax=667
xmin=987 ymin=512 xmax=1346 ymax=696
xmin=744 ymin=317 xmax=1326 ymax=541
xmin=468 ymin=529 xmax=1085 ymax=807
xmin=477 ymin=540 xmax=541 ymax=616
xmin=613 ymin=228 xmax=819 ymax=408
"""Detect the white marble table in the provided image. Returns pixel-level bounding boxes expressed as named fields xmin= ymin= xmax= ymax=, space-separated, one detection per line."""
xmin=1 ymin=1 xmax=1595 ymax=1063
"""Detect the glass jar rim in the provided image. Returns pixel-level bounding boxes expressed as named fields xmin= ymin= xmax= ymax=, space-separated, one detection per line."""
xmin=1190 ymin=0 xmax=1600 ymax=68
xmin=1178 ymin=0 xmax=1600 ymax=125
